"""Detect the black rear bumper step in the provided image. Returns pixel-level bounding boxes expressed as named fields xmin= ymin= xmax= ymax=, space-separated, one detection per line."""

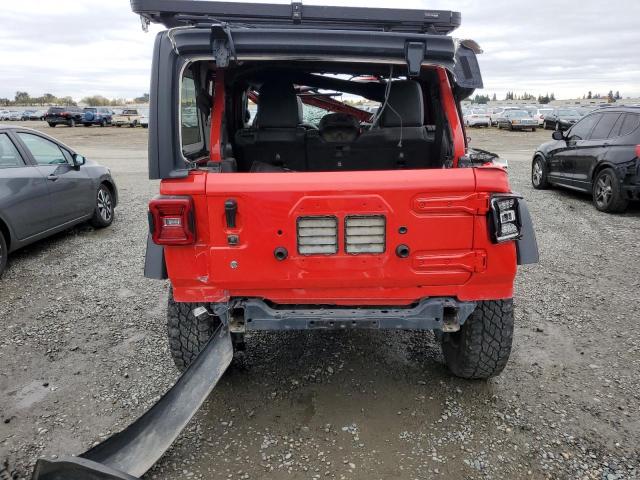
xmin=31 ymin=326 xmax=234 ymax=480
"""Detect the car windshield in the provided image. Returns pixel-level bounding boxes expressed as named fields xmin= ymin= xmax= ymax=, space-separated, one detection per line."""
xmin=47 ymin=107 xmax=64 ymax=113
xmin=507 ymin=110 xmax=529 ymax=118
xmin=84 ymin=108 xmax=97 ymax=113
xmin=472 ymin=108 xmax=486 ymax=114
xmin=557 ymin=109 xmax=580 ymax=116
xmin=123 ymin=110 xmax=137 ymax=115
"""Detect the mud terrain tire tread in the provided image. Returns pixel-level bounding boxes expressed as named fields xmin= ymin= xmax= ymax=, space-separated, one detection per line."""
xmin=167 ymin=290 xmax=220 ymax=372
xmin=441 ymin=299 xmax=514 ymax=380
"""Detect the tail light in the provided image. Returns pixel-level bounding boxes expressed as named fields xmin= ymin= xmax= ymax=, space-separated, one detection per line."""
xmin=489 ymin=194 xmax=522 ymax=243
xmin=148 ymin=196 xmax=195 ymax=245
xmin=635 ymin=145 xmax=640 ymax=158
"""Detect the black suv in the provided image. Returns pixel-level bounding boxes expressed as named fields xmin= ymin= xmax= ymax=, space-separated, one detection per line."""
xmin=532 ymin=106 xmax=640 ymax=212
xmin=44 ymin=106 xmax=84 ymax=127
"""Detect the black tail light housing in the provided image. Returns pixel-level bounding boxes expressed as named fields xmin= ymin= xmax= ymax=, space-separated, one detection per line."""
xmin=489 ymin=194 xmax=522 ymax=243
xmin=148 ymin=196 xmax=196 ymax=245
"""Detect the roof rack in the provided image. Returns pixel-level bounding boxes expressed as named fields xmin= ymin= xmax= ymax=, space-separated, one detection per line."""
xmin=131 ymin=0 xmax=461 ymax=34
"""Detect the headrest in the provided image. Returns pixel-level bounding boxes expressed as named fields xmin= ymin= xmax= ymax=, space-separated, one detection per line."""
xmin=319 ymin=113 xmax=360 ymax=142
xmin=379 ymin=80 xmax=424 ymax=128
xmin=255 ymin=81 xmax=302 ymax=128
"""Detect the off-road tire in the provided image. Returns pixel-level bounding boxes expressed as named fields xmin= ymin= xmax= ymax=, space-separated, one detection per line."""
xmin=48 ymin=122 xmax=55 ymax=127
xmin=592 ymin=168 xmax=629 ymax=213
xmin=167 ymin=289 xmax=221 ymax=372
xmin=532 ymin=156 xmax=550 ymax=189
xmin=441 ymin=299 xmax=514 ymax=380
xmin=0 ymin=230 xmax=7 ymax=278
xmin=89 ymin=184 xmax=114 ymax=228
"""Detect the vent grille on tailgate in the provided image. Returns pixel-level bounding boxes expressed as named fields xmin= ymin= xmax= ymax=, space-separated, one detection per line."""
xmin=345 ymin=215 xmax=386 ymax=254
xmin=297 ymin=216 xmax=338 ymax=255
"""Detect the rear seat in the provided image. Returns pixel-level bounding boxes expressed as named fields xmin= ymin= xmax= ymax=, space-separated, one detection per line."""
xmin=235 ymin=81 xmax=307 ymax=171
xmin=352 ymin=80 xmax=437 ymax=170
xmin=305 ymin=81 xmax=436 ymax=171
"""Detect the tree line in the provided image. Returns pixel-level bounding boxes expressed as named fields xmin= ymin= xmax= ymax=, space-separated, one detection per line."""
xmin=471 ymin=92 xmax=557 ymax=105
xmin=584 ymin=90 xmax=621 ymax=102
xmin=0 ymin=91 xmax=150 ymax=107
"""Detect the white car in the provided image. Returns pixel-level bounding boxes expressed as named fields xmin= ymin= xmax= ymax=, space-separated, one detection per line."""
xmin=489 ymin=107 xmax=520 ymax=126
xmin=464 ymin=108 xmax=491 ymax=127
xmin=533 ymin=107 xmax=554 ymax=126
xmin=140 ymin=113 xmax=149 ymax=128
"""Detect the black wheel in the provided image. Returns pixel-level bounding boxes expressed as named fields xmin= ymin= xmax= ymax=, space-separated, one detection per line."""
xmin=89 ymin=184 xmax=114 ymax=228
xmin=532 ymin=156 xmax=550 ymax=189
xmin=532 ymin=127 xmax=537 ymax=132
xmin=0 ymin=230 xmax=7 ymax=278
xmin=48 ymin=122 xmax=55 ymax=128
xmin=100 ymin=119 xmax=107 ymax=127
xmin=167 ymin=289 xmax=221 ymax=372
xmin=441 ymin=300 xmax=514 ymax=380
xmin=592 ymin=168 xmax=629 ymax=213
xmin=508 ymin=123 xmax=513 ymax=131
xmin=84 ymin=123 xmax=91 ymax=127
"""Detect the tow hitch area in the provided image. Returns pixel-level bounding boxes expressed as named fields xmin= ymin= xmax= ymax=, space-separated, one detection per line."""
xmin=31 ymin=325 xmax=233 ymax=480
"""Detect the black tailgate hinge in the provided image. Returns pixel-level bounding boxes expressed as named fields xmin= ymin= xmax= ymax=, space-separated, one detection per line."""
xmin=292 ymin=1 xmax=303 ymax=24
xmin=405 ymin=41 xmax=426 ymax=77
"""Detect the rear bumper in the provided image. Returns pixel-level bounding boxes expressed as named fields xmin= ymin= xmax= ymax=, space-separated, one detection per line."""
xmin=230 ymin=297 xmax=476 ymax=331
xmin=45 ymin=117 xmax=73 ymax=125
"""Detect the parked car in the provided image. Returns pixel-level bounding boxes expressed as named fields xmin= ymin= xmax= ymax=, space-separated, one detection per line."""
xmin=0 ymin=110 xmax=10 ymax=121
xmin=44 ymin=106 xmax=85 ymax=127
xmin=543 ymin=108 xmax=582 ymax=131
xmin=532 ymin=106 xmax=640 ymax=212
xmin=82 ymin=107 xmax=114 ymax=127
xmin=464 ymin=107 xmax=491 ymax=127
xmin=533 ymin=107 xmax=554 ymax=126
xmin=8 ymin=111 xmax=22 ymax=121
xmin=0 ymin=126 xmax=117 ymax=277
xmin=496 ymin=109 xmax=537 ymax=131
xmin=28 ymin=110 xmax=47 ymax=121
xmin=489 ymin=106 xmax=520 ymax=126
xmin=112 ymin=109 xmax=142 ymax=127
xmin=21 ymin=110 xmax=36 ymax=121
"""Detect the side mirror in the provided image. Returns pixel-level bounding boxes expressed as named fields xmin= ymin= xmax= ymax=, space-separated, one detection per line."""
xmin=552 ymin=131 xmax=564 ymax=141
xmin=73 ymin=154 xmax=86 ymax=167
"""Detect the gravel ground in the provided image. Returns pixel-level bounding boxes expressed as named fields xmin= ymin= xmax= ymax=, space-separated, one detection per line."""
xmin=0 ymin=121 xmax=638 ymax=480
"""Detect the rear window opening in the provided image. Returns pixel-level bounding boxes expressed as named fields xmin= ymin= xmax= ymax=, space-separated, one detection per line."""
xmin=179 ymin=61 xmax=454 ymax=173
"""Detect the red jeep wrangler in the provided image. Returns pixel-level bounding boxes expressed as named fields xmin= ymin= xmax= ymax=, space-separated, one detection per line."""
xmin=29 ymin=2 xmax=541 ymax=478
xmin=140 ymin=0 xmax=539 ymax=380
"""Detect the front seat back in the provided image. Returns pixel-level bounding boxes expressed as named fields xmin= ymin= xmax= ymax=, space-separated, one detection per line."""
xmin=235 ymin=81 xmax=307 ymax=171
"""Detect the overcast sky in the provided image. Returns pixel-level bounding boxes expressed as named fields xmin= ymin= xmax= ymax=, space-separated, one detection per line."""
xmin=2 ymin=0 xmax=639 ymax=101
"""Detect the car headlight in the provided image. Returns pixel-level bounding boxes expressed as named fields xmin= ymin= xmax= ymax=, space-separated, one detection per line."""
xmin=489 ymin=195 xmax=521 ymax=243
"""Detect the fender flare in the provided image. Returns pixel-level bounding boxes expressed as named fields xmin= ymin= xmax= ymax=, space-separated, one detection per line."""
xmin=515 ymin=198 xmax=539 ymax=265
xmin=144 ymin=233 xmax=167 ymax=279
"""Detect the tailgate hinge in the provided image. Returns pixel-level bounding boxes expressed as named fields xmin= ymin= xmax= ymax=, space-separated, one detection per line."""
xmin=405 ymin=41 xmax=426 ymax=77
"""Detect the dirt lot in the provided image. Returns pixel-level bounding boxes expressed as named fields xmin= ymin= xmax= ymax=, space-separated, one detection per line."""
xmin=1 ymin=122 xmax=638 ymax=480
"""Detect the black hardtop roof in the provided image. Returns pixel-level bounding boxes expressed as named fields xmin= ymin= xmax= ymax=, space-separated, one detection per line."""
xmin=131 ymin=0 xmax=461 ymax=34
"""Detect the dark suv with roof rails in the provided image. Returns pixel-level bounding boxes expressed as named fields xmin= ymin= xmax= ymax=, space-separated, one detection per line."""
xmin=532 ymin=105 xmax=640 ymax=213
